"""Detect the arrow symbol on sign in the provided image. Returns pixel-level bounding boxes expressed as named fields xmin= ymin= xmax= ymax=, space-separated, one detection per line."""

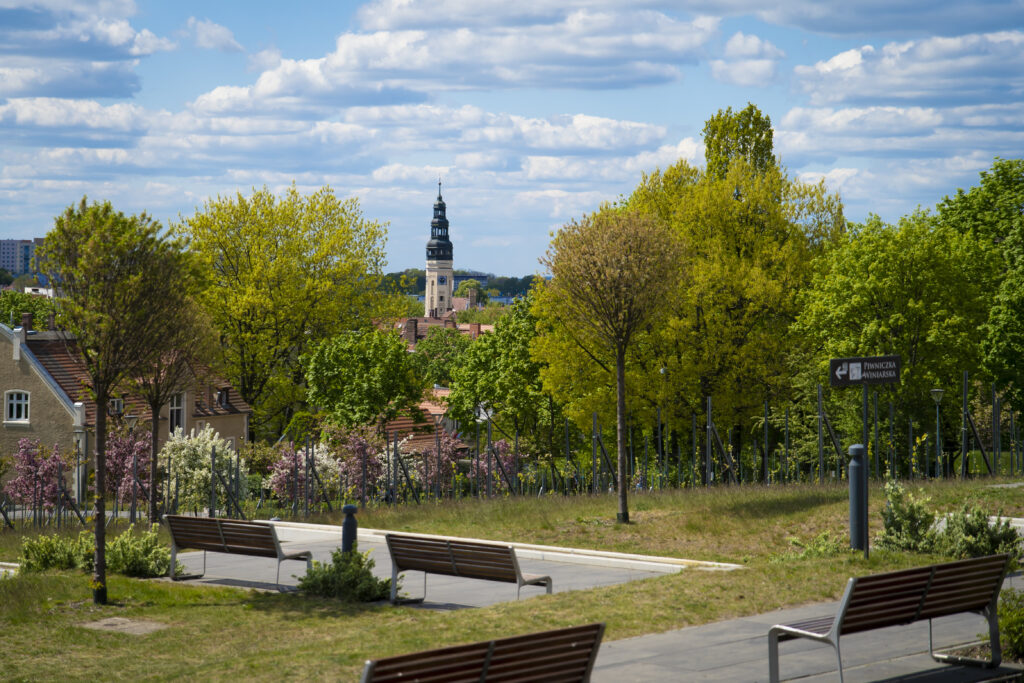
xmin=835 ymin=362 xmax=848 ymax=380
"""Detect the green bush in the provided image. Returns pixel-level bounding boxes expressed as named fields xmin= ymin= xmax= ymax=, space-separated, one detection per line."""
xmin=999 ymin=588 xmax=1024 ymax=659
xmin=107 ymin=524 xmax=177 ymax=578
xmin=19 ymin=531 xmax=93 ymax=572
xmin=19 ymin=526 xmax=179 ymax=578
xmin=875 ymin=481 xmax=936 ymax=552
xmin=298 ymin=543 xmax=392 ymax=601
xmin=934 ymin=505 xmax=1022 ymax=566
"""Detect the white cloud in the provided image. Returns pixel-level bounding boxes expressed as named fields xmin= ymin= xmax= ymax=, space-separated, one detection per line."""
xmin=186 ymin=17 xmax=243 ymax=52
xmin=794 ymin=31 xmax=1024 ymax=105
xmin=709 ymin=31 xmax=784 ymax=86
xmin=248 ymin=47 xmax=282 ymax=72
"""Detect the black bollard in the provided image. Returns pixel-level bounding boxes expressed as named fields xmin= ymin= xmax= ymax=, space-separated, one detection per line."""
xmin=341 ymin=504 xmax=358 ymax=552
xmin=849 ymin=444 xmax=868 ymax=558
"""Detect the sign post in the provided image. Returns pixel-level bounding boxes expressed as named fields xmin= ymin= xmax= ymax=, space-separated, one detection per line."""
xmin=829 ymin=354 xmax=901 ymax=559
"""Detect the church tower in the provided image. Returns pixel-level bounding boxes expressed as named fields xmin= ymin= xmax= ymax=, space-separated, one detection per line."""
xmin=424 ymin=181 xmax=454 ymax=318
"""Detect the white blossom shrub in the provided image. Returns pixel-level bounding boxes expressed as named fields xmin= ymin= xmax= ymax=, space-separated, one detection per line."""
xmin=161 ymin=426 xmax=246 ymax=514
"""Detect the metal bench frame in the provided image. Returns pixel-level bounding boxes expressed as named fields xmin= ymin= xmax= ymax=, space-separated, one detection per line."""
xmin=360 ymin=622 xmax=605 ymax=683
xmin=166 ymin=515 xmax=313 ymax=591
xmin=385 ymin=533 xmax=552 ymax=604
xmin=768 ymin=554 xmax=1010 ymax=682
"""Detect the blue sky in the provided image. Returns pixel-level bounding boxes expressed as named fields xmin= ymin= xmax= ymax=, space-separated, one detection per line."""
xmin=2 ymin=1 xmax=1022 ymax=275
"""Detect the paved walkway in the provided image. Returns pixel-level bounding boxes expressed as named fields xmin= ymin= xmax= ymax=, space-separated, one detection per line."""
xmin=169 ymin=520 xmax=1024 ymax=682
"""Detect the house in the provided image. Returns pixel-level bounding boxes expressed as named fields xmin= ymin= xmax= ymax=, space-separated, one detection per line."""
xmin=0 ymin=316 xmax=250 ymax=487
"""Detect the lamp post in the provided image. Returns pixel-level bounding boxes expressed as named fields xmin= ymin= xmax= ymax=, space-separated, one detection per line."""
xmin=930 ymin=389 xmax=944 ymax=479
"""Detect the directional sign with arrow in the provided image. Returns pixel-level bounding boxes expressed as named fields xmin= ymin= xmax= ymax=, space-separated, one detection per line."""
xmin=829 ymin=355 xmax=900 ymax=388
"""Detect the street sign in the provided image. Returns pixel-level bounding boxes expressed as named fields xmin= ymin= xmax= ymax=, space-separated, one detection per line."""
xmin=829 ymin=355 xmax=900 ymax=388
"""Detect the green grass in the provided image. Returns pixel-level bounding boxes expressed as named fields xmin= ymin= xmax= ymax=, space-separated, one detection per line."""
xmin=1 ymin=478 xmax=1021 ymax=681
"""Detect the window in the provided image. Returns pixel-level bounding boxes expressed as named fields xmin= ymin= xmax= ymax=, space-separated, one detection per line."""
xmin=108 ymin=398 xmax=123 ymax=416
xmin=169 ymin=393 xmax=184 ymax=433
xmin=217 ymin=388 xmax=230 ymax=408
xmin=5 ymin=391 xmax=29 ymax=423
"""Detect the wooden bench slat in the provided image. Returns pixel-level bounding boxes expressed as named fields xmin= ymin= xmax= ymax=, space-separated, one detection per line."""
xmin=166 ymin=515 xmax=312 ymax=590
xmin=769 ymin=554 xmax=1010 ymax=682
xmin=362 ymin=623 xmax=603 ymax=683
xmin=385 ymin=533 xmax=552 ymax=602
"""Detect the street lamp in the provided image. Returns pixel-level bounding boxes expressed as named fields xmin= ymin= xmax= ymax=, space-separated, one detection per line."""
xmin=930 ymin=389 xmax=944 ymax=478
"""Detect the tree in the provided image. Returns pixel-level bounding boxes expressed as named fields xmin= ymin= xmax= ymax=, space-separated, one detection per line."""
xmin=454 ymin=278 xmax=488 ymax=305
xmin=176 ymin=185 xmax=390 ymax=439
xmin=37 ymin=197 xmax=188 ymax=605
xmin=938 ymin=158 xmax=1024 ymax=408
xmin=0 ymin=290 xmax=55 ymax=328
xmin=305 ymin=329 xmax=425 ymax=432
xmin=537 ymin=207 xmax=681 ymax=523
xmin=130 ymin=302 xmax=214 ymax=522
xmin=702 ymin=102 xmax=775 ymax=180
xmin=794 ymin=212 xmax=996 ymax=441
xmin=627 ymin=157 xmax=843 ymax=431
xmin=449 ymin=293 xmax=554 ymax=453
xmin=413 ymin=326 xmax=471 ymax=388
xmin=0 ymin=267 xmax=12 ymax=286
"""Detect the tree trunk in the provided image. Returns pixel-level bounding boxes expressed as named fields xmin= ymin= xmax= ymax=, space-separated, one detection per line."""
xmin=616 ymin=347 xmax=629 ymax=524
xmin=93 ymin=401 xmax=107 ymax=605
xmin=149 ymin=403 xmax=160 ymax=523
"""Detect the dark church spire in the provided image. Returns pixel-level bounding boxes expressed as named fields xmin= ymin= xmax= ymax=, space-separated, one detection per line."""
xmin=427 ymin=180 xmax=452 ymax=261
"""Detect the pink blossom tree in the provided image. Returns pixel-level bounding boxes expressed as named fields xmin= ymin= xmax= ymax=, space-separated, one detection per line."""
xmin=468 ymin=438 xmax=517 ymax=494
xmin=103 ymin=431 xmax=151 ymax=501
xmin=2 ymin=438 xmax=67 ymax=508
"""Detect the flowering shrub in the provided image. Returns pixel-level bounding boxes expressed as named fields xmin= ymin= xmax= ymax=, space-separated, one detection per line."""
xmin=414 ymin=429 xmax=462 ymax=493
xmin=467 ymin=438 xmax=517 ymax=493
xmin=2 ymin=439 xmax=67 ymax=508
xmin=161 ymin=426 xmax=246 ymax=513
xmin=330 ymin=427 xmax=387 ymax=497
xmin=103 ymin=431 xmax=150 ymax=500
xmin=267 ymin=441 xmax=341 ymax=504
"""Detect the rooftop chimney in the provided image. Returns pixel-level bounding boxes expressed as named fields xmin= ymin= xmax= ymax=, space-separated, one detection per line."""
xmin=404 ymin=318 xmax=418 ymax=343
xmin=469 ymin=322 xmax=481 ymax=338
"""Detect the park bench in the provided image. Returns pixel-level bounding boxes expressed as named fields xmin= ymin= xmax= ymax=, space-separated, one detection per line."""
xmin=166 ymin=515 xmax=313 ymax=591
xmin=360 ymin=622 xmax=605 ymax=682
xmin=768 ymin=553 xmax=1010 ymax=682
xmin=384 ymin=533 xmax=552 ymax=604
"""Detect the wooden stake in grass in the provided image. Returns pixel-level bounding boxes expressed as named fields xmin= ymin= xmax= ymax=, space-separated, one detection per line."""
xmin=538 ymin=207 xmax=682 ymax=523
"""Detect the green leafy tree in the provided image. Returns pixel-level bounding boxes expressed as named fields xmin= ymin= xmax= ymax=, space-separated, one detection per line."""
xmin=175 ymin=185 xmax=390 ymax=439
xmin=413 ymin=326 xmax=471 ymax=387
xmin=794 ymin=212 xmax=996 ymax=446
xmin=305 ymin=329 xmax=425 ymax=432
xmin=449 ymin=293 xmax=555 ymax=454
xmin=702 ymin=102 xmax=775 ymax=180
xmin=939 ymin=158 xmax=1024 ymax=408
xmin=0 ymin=290 xmax=55 ymax=328
xmin=624 ymin=158 xmax=843 ymax=434
xmin=536 ymin=207 xmax=681 ymax=523
xmin=454 ymin=278 xmax=488 ymax=305
xmin=0 ymin=267 xmax=13 ymax=286
xmin=37 ymin=197 xmax=189 ymax=605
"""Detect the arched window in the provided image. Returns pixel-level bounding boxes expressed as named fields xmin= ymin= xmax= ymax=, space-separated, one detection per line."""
xmin=5 ymin=391 xmax=29 ymax=423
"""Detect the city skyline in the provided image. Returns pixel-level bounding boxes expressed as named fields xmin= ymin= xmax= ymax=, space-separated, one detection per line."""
xmin=1 ymin=1 xmax=1021 ymax=275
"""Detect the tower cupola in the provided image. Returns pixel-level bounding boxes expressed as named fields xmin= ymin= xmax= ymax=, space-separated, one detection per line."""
xmin=426 ymin=180 xmax=453 ymax=261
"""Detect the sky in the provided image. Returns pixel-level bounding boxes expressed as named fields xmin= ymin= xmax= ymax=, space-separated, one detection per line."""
xmin=1 ymin=1 xmax=1022 ymax=276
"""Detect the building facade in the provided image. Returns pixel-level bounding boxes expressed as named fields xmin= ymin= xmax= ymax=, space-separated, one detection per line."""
xmin=424 ymin=182 xmax=454 ymax=318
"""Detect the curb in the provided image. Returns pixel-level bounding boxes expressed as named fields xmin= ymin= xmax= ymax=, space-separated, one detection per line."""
xmin=263 ymin=519 xmax=743 ymax=574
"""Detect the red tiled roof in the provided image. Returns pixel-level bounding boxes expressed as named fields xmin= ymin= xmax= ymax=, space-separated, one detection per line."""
xmin=381 ymin=391 xmax=467 ymax=453
xmin=26 ymin=337 xmax=250 ymax=428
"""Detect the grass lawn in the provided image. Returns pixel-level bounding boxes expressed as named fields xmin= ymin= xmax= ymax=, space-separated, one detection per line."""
xmin=1 ymin=478 xmax=1020 ymax=681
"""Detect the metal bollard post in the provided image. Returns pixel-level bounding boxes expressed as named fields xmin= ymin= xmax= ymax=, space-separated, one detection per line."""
xmin=849 ymin=444 xmax=868 ymax=558
xmin=341 ymin=504 xmax=358 ymax=553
